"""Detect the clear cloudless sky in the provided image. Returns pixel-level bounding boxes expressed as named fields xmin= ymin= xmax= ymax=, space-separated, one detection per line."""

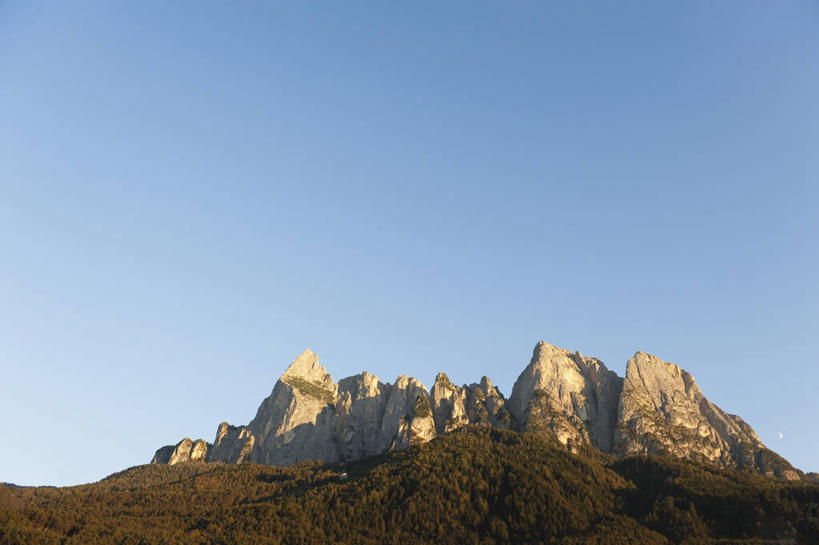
xmin=1 ymin=1 xmax=817 ymax=486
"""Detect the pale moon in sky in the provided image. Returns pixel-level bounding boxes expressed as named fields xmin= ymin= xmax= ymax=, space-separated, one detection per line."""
xmin=777 ymin=432 xmax=784 ymax=440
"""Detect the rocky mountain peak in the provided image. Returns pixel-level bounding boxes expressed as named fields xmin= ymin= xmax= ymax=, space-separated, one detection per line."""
xmin=479 ymin=376 xmax=497 ymax=395
xmin=434 ymin=371 xmax=453 ymax=386
xmin=508 ymin=340 xmax=622 ymax=452
xmin=531 ymin=340 xmax=566 ymax=361
xmin=281 ymin=349 xmax=330 ymax=382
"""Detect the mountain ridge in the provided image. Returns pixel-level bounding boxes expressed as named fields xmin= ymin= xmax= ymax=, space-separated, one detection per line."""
xmin=152 ymin=340 xmax=803 ymax=481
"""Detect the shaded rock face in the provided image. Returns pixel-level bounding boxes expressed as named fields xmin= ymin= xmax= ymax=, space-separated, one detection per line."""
xmin=150 ymin=445 xmax=175 ymax=465
xmin=508 ymin=341 xmax=623 ymax=452
xmin=430 ymin=373 xmax=469 ymax=434
xmin=209 ymin=422 xmax=254 ymax=464
xmin=613 ymin=352 xmax=800 ymax=480
xmin=335 ymin=372 xmax=389 ymax=460
xmin=478 ymin=376 xmax=512 ymax=428
xmin=151 ymin=343 xmax=801 ymax=480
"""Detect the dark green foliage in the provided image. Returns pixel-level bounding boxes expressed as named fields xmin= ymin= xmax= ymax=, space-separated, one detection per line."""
xmin=412 ymin=394 xmax=431 ymax=419
xmin=613 ymin=455 xmax=819 ymax=544
xmin=436 ymin=373 xmax=454 ymax=390
xmin=754 ymin=447 xmax=800 ymax=478
xmin=281 ymin=376 xmax=335 ymax=405
xmin=1 ymin=428 xmax=816 ymax=544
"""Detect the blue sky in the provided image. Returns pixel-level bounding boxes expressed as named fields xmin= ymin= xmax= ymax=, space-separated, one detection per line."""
xmin=1 ymin=1 xmax=816 ymax=486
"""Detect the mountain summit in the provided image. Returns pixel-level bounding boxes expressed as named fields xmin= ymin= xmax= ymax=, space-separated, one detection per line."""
xmin=152 ymin=341 xmax=801 ymax=480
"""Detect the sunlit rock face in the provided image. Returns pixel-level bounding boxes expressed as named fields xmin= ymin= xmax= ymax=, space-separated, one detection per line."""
xmin=150 ymin=343 xmax=802 ymax=481
xmin=614 ymin=351 xmax=800 ymax=480
xmin=508 ymin=341 xmax=623 ymax=452
xmin=151 ymin=437 xmax=210 ymax=465
xmin=245 ymin=349 xmax=340 ymax=465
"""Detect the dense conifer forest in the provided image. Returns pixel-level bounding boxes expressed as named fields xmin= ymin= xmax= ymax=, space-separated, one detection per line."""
xmin=2 ymin=428 xmax=817 ymax=544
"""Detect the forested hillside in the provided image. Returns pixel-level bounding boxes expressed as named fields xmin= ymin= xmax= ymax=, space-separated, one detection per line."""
xmin=2 ymin=428 xmax=817 ymax=545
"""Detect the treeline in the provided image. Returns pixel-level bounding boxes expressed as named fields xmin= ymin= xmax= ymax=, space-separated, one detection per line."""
xmin=1 ymin=427 xmax=817 ymax=544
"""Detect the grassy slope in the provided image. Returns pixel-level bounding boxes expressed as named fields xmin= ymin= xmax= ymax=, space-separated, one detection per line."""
xmin=1 ymin=428 xmax=817 ymax=545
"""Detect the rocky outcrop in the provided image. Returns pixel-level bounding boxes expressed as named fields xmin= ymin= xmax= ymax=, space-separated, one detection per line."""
xmin=429 ymin=373 xmax=512 ymax=433
xmin=430 ymin=373 xmax=469 ymax=434
xmin=508 ymin=341 xmax=622 ymax=452
xmin=150 ymin=342 xmax=803 ymax=480
xmin=613 ymin=351 xmax=800 ymax=480
xmin=209 ymin=423 xmax=254 ymax=463
xmin=475 ymin=376 xmax=512 ymax=428
xmin=150 ymin=445 xmax=175 ymax=465
xmin=151 ymin=438 xmax=210 ymax=465
xmin=379 ymin=375 xmax=436 ymax=450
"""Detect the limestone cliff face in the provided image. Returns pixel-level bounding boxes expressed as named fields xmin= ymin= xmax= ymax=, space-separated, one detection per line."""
xmin=613 ymin=351 xmax=800 ymax=480
xmin=508 ymin=341 xmax=622 ymax=452
xmin=150 ymin=343 xmax=802 ymax=480
xmin=152 ymin=350 xmax=437 ymax=467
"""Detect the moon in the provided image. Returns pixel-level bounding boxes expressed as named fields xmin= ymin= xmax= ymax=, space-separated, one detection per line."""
xmin=777 ymin=432 xmax=784 ymax=440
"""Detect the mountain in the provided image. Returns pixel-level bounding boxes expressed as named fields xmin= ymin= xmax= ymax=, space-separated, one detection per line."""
xmin=151 ymin=341 xmax=802 ymax=480
xmin=613 ymin=351 xmax=797 ymax=479
xmin=4 ymin=428 xmax=818 ymax=545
